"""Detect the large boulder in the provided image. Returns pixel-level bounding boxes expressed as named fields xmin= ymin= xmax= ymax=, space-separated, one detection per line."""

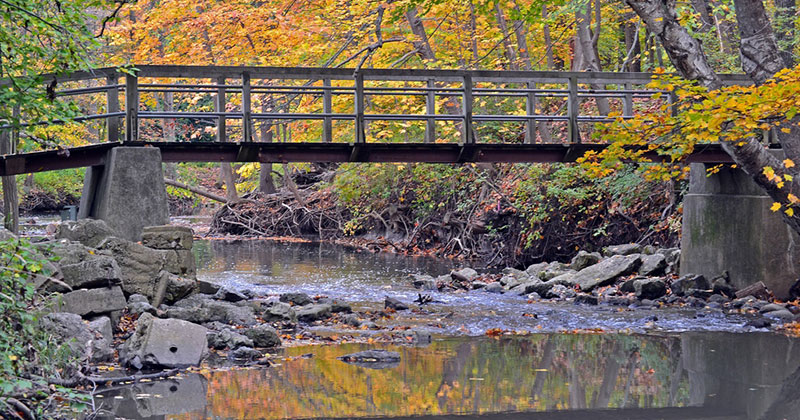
xmin=99 ymin=237 xmax=166 ymax=298
xmin=574 ymin=254 xmax=642 ymax=291
xmin=141 ymin=225 xmax=194 ymax=250
xmin=244 ymin=325 xmax=282 ymax=348
xmin=52 ymin=286 xmax=127 ymax=317
xmin=40 ymin=313 xmax=114 ymax=363
xmin=634 ymin=278 xmax=668 ymax=300
xmin=120 ymin=313 xmax=207 ymax=369
xmin=638 ymin=254 xmax=667 ymax=276
xmin=59 ymin=255 xmax=122 ymax=289
xmin=671 ymin=274 xmax=710 ymax=296
xmin=296 ymin=304 xmax=332 ymax=322
xmin=168 ymin=295 xmax=257 ymax=325
xmin=55 ymin=219 xmax=116 ymax=248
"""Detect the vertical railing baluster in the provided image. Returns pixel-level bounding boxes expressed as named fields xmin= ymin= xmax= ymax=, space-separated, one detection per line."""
xmin=567 ymin=75 xmax=579 ymax=143
xmin=623 ymin=82 xmax=633 ymax=117
xmin=526 ymin=81 xmax=536 ymax=144
xmin=242 ymin=72 xmax=252 ymax=142
xmin=462 ymin=74 xmax=473 ymax=144
xmin=354 ymin=72 xmax=365 ymax=143
xmin=323 ymin=78 xmax=333 ymax=143
xmin=106 ymin=73 xmax=120 ymax=143
xmin=125 ymin=72 xmax=139 ymax=143
xmin=216 ymin=76 xmax=227 ymax=143
xmin=425 ymin=78 xmax=436 ymax=143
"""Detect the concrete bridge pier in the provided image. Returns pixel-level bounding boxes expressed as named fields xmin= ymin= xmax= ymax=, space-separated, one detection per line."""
xmin=681 ymin=162 xmax=800 ymax=299
xmin=78 ymin=146 xmax=169 ymax=242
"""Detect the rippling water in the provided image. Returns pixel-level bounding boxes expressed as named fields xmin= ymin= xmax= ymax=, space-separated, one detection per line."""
xmin=97 ymin=240 xmax=800 ymax=420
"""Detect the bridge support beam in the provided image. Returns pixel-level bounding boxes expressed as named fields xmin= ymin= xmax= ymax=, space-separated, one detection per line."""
xmin=78 ymin=147 xmax=169 ymax=241
xmin=681 ymin=162 xmax=800 ymax=299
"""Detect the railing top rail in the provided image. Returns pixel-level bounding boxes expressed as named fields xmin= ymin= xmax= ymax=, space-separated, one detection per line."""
xmin=2 ymin=65 xmax=753 ymax=86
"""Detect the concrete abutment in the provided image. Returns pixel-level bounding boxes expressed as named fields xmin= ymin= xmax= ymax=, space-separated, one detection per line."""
xmin=78 ymin=146 xmax=169 ymax=242
xmin=681 ymin=162 xmax=800 ymax=299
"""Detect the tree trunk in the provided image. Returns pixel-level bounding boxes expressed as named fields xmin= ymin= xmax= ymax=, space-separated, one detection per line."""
xmin=774 ymin=0 xmax=796 ymax=68
xmin=494 ymin=3 xmax=517 ymax=70
xmin=542 ymin=5 xmax=557 ymax=70
xmin=513 ymin=2 xmax=532 ymax=71
xmin=623 ymin=19 xmax=642 ymax=72
xmin=406 ymin=8 xmax=437 ymax=63
xmin=575 ymin=0 xmax=610 ymax=116
xmin=627 ymin=0 xmax=800 ymax=235
xmin=1 ymin=130 xmax=18 ymax=234
xmin=259 ymin=101 xmax=277 ymax=194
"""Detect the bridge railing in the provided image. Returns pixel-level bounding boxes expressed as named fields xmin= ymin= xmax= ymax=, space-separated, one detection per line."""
xmin=2 ymin=66 xmax=753 ymax=153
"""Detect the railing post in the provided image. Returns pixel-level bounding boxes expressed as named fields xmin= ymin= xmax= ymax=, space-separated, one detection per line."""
xmin=425 ymin=78 xmax=436 ymax=143
xmin=623 ymin=82 xmax=633 ymax=117
xmin=216 ymin=76 xmax=227 ymax=143
xmin=106 ymin=73 xmax=120 ymax=143
xmin=567 ymin=75 xmax=579 ymax=143
xmin=125 ymin=72 xmax=139 ymax=143
xmin=323 ymin=78 xmax=333 ymax=143
xmin=526 ymin=81 xmax=536 ymax=144
xmin=242 ymin=72 xmax=252 ymax=142
xmin=462 ymin=74 xmax=473 ymax=144
xmin=354 ymin=71 xmax=365 ymax=143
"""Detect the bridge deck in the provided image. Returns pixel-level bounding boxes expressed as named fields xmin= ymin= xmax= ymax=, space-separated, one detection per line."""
xmin=0 ymin=141 xmax=734 ymax=176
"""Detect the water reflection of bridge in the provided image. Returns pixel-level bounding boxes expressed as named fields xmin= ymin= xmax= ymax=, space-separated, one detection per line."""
xmin=98 ymin=332 xmax=798 ymax=420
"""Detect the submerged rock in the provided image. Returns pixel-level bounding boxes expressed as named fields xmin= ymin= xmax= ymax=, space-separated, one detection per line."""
xmin=385 ymin=297 xmax=409 ymax=311
xmin=338 ymin=350 xmax=401 ymax=369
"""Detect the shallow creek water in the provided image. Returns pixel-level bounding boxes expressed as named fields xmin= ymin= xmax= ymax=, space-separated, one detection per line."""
xmin=99 ymin=240 xmax=800 ymax=419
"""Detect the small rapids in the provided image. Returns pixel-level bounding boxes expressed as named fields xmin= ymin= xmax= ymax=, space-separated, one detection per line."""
xmin=195 ymin=239 xmax=753 ymax=335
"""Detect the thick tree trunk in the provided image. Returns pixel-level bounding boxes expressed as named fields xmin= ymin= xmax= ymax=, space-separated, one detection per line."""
xmin=542 ymin=5 xmax=557 ymax=70
xmin=513 ymin=2 xmax=531 ymax=71
xmin=575 ymin=1 xmax=610 ymax=116
xmin=406 ymin=8 xmax=437 ymax=63
xmin=627 ymin=0 xmax=800 ymax=234
xmin=623 ymin=19 xmax=642 ymax=72
xmin=625 ymin=0 xmax=722 ymax=89
xmin=774 ymin=0 xmax=797 ymax=68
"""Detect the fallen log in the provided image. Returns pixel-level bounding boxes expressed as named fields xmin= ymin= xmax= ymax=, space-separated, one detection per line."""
xmin=164 ymin=178 xmax=227 ymax=203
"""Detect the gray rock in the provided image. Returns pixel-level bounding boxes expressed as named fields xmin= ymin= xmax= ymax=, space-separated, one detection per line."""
xmin=549 ymin=284 xmax=576 ymax=299
xmin=708 ymin=294 xmax=730 ymax=304
xmin=745 ymin=317 xmax=772 ymax=328
xmin=214 ymin=287 xmax=247 ymax=303
xmin=732 ymin=296 xmax=757 ymax=308
xmin=55 ymin=219 xmax=116 ymax=248
xmin=538 ymin=266 xmax=573 ymax=281
xmin=501 ymin=267 xmax=528 ymax=281
xmin=471 ymin=281 xmax=487 ymax=290
xmin=571 ymin=251 xmax=601 ymax=270
xmin=760 ymin=303 xmax=787 ymax=313
xmin=88 ymin=316 xmax=114 ymax=344
xmin=54 ymin=286 xmax=127 ymax=316
xmin=228 ymin=346 xmax=262 ymax=361
xmin=524 ymin=262 xmax=550 ymax=278
xmin=518 ymin=279 xmax=544 ymax=295
xmin=451 ymin=267 xmax=479 ymax=282
xmin=168 ymin=296 xmax=256 ymax=326
xmin=330 ymin=301 xmax=352 ymax=313
xmin=343 ymin=313 xmax=362 ymax=327
xmin=262 ymin=302 xmax=297 ymax=322
xmin=98 ymin=237 xmax=167 ymax=298
xmin=196 ymin=279 xmax=221 ymax=295
xmin=575 ymin=294 xmax=598 ymax=305
xmin=40 ymin=240 xmax=101 ymax=266
xmin=296 ymin=304 xmax=332 ymax=322
xmin=120 ymin=313 xmax=207 ymax=368
xmin=712 ymin=278 xmax=737 ymax=299
xmin=484 ymin=283 xmax=503 ymax=293
xmin=764 ymin=309 xmax=796 ymax=321
xmin=128 ymin=294 xmax=149 ymax=304
xmin=141 ymin=225 xmax=194 ymax=250
xmin=411 ymin=274 xmax=437 ymax=290
xmin=162 ymin=249 xmax=196 ymax=277
xmin=620 ymin=278 xmax=638 ymax=293
xmin=164 ymin=275 xmax=196 ymax=304
xmin=638 ymin=254 xmax=667 ymax=276
xmin=244 ymin=325 xmax=282 ymax=348
xmin=670 ymin=274 xmax=710 ymax=296
xmin=526 ymin=292 xmax=542 ymax=300
xmin=385 ymin=297 xmax=409 ymax=310
xmin=338 ymin=350 xmax=400 ymax=369
xmin=634 ymin=278 xmax=667 ymax=300
xmin=574 ymin=254 xmax=642 ymax=291
xmin=279 ymin=292 xmax=313 ymax=306
xmin=60 ymin=255 xmax=122 ymax=289
xmin=603 ymin=243 xmax=642 ymax=256
xmin=40 ymin=313 xmax=114 ymax=363
xmin=207 ymin=328 xmax=253 ymax=350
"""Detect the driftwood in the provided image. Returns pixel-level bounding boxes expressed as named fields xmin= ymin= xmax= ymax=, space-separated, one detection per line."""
xmin=165 ymin=178 xmax=228 ymax=203
xmin=735 ymin=281 xmax=771 ymax=300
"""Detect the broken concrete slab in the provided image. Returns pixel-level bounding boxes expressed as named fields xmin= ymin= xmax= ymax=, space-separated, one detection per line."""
xmin=141 ymin=225 xmax=194 ymax=250
xmin=53 ymin=286 xmax=127 ymax=317
xmin=120 ymin=313 xmax=207 ymax=369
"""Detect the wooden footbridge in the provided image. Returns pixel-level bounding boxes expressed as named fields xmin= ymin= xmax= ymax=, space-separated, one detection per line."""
xmin=0 ymin=65 xmax=749 ymax=176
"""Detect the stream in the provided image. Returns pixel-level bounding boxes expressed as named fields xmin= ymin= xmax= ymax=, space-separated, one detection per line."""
xmin=96 ymin=239 xmax=800 ymax=419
